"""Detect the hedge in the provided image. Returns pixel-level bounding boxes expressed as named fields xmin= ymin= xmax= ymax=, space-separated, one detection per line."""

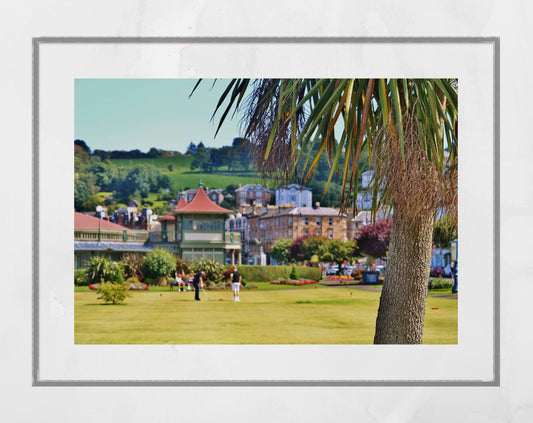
xmin=428 ymin=278 xmax=453 ymax=290
xmin=223 ymin=265 xmax=322 ymax=282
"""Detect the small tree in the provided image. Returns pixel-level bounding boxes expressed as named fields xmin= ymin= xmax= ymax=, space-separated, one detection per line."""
xmin=317 ymin=239 xmax=358 ymax=264
xmin=270 ymin=238 xmax=293 ymax=264
xmin=356 ymin=219 xmax=392 ymax=260
xmin=97 ymin=282 xmax=132 ymax=305
xmin=289 ymin=266 xmax=300 ymax=280
xmin=142 ymin=249 xmax=177 ymax=284
xmin=289 ymin=236 xmax=308 ymax=262
xmin=301 ymin=236 xmax=327 ymax=260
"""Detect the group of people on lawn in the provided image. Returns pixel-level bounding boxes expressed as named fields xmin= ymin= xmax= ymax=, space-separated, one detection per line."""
xmin=172 ymin=266 xmax=242 ymax=302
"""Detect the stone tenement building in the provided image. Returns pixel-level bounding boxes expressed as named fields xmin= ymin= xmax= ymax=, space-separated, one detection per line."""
xmin=235 ymin=184 xmax=272 ymax=207
xmin=248 ymin=203 xmax=347 ymax=257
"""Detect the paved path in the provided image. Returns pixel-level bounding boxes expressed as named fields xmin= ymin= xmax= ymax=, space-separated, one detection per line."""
xmin=320 ymin=280 xmax=458 ymax=299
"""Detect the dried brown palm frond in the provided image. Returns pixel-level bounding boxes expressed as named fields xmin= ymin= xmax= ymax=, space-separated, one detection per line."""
xmin=371 ymin=110 xmax=457 ymax=229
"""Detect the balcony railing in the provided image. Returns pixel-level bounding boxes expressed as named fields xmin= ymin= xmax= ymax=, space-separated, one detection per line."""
xmin=146 ymin=231 xmax=240 ymax=244
xmin=74 ymin=229 xmax=150 ymax=242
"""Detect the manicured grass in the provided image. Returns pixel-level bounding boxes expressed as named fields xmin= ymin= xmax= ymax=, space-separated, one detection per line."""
xmin=75 ymin=287 xmax=457 ymax=344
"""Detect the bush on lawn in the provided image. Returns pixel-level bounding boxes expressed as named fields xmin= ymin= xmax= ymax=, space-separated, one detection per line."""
xmin=97 ymin=282 xmax=132 ymax=304
xmin=224 ymin=265 xmax=321 ymax=283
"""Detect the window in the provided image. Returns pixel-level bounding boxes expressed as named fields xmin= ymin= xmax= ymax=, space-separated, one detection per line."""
xmin=316 ymin=230 xmax=320 ymax=236
xmin=288 ymin=217 xmax=293 ymax=226
xmin=328 ymin=229 xmax=333 ymax=239
xmin=183 ymin=218 xmax=224 ymax=231
xmin=288 ymin=230 xmax=292 ymax=238
xmin=328 ymin=217 xmax=333 ymax=225
xmin=305 ymin=230 xmax=309 ymax=236
xmin=316 ymin=217 xmax=321 ymax=225
xmin=305 ymin=218 xmax=309 ymax=225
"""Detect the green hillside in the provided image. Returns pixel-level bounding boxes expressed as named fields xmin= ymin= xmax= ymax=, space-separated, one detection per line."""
xmin=108 ymin=156 xmax=263 ymax=191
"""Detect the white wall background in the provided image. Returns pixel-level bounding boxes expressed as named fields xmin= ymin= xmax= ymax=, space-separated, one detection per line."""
xmin=1 ymin=1 xmax=531 ymax=422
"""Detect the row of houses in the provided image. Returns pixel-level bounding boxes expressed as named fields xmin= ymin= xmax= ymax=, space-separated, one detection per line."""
xmin=74 ymin=177 xmax=389 ymax=269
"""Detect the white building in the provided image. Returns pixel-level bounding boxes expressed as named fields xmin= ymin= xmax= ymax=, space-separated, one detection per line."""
xmin=275 ymin=184 xmax=312 ymax=208
xmin=361 ymin=170 xmax=375 ymax=189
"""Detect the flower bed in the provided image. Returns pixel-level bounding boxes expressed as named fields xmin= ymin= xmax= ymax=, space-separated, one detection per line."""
xmin=326 ymin=275 xmax=354 ymax=281
xmin=270 ymin=280 xmax=317 ymax=286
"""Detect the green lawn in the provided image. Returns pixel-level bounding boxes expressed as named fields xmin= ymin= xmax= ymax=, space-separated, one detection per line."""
xmin=75 ymin=286 xmax=457 ymax=344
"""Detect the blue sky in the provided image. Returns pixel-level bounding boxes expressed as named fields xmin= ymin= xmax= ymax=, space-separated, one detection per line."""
xmin=74 ymin=79 xmax=245 ymax=153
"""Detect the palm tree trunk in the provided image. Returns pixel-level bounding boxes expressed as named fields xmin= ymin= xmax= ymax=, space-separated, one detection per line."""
xmin=373 ymin=211 xmax=435 ymax=344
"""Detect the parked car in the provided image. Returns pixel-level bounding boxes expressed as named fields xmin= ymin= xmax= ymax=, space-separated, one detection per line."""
xmin=430 ymin=266 xmax=445 ymax=277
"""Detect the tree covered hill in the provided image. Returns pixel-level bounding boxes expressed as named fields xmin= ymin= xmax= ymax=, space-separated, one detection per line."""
xmin=74 ymin=139 xmax=357 ymax=214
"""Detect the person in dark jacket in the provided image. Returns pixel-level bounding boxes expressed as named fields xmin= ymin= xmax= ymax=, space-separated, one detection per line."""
xmin=193 ymin=271 xmax=206 ymax=301
xmin=451 ymin=261 xmax=458 ymax=294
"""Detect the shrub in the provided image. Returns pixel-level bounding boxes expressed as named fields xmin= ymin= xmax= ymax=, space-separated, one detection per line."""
xmin=121 ymin=253 xmax=144 ymax=279
xmin=97 ymin=282 xmax=132 ymax=304
xmin=156 ymin=276 xmax=169 ymax=286
xmin=74 ymin=269 xmax=89 ymax=286
xmin=143 ymin=249 xmax=177 ymax=280
xmin=190 ymin=258 xmax=224 ymax=283
xmin=175 ymin=257 xmax=192 ymax=277
xmin=428 ymin=278 xmax=453 ymax=290
xmin=289 ymin=266 xmax=299 ymax=280
xmin=85 ymin=257 xmax=124 ymax=285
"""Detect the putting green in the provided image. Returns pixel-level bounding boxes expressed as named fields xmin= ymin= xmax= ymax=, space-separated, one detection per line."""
xmin=75 ymin=287 xmax=457 ymax=344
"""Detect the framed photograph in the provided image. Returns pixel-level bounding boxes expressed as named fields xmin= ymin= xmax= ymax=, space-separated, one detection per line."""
xmin=34 ymin=37 xmax=499 ymax=385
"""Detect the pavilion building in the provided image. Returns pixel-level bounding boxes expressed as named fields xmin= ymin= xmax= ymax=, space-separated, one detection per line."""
xmin=156 ymin=188 xmax=241 ymax=265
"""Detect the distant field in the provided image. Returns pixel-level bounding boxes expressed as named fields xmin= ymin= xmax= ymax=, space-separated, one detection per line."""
xmin=75 ymin=287 xmax=457 ymax=344
xmin=108 ymin=156 xmax=262 ymax=190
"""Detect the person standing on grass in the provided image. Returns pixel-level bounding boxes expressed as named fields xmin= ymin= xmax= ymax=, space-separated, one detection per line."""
xmin=230 ymin=266 xmax=242 ymax=302
xmin=193 ymin=271 xmax=206 ymax=301
xmin=451 ymin=261 xmax=458 ymax=294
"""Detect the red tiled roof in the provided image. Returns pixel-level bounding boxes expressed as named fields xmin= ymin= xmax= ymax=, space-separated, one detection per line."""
xmin=74 ymin=212 xmax=130 ymax=230
xmin=157 ymin=214 xmax=176 ymax=221
xmin=177 ymin=188 xmax=232 ymax=214
xmin=175 ymin=197 xmax=188 ymax=210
